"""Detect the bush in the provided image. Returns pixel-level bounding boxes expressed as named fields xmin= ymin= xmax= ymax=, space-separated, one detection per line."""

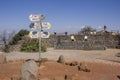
xmin=9 ymin=29 xmax=29 ymax=45
xmin=41 ymin=44 xmax=47 ymax=52
xmin=20 ymin=39 xmax=47 ymax=52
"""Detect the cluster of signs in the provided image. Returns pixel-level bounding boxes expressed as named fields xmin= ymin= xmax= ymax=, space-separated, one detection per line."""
xmin=29 ymin=14 xmax=51 ymax=38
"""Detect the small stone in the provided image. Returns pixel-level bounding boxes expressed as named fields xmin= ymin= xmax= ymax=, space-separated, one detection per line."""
xmin=57 ymin=55 xmax=65 ymax=64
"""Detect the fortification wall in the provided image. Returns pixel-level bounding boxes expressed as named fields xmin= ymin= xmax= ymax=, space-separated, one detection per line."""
xmin=43 ymin=34 xmax=120 ymax=50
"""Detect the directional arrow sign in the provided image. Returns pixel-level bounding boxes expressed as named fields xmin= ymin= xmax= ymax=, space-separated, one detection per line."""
xmin=29 ymin=14 xmax=45 ymax=22
xmin=29 ymin=23 xmax=34 ymax=29
xmin=41 ymin=32 xmax=50 ymax=38
xmin=28 ymin=31 xmax=38 ymax=38
xmin=28 ymin=31 xmax=50 ymax=38
xmin=29 ymin=22 xmax=51 ymax=30
xmin=42 ymin=22 xmax=51 ymax=29
xmin=29 ymin=14 xmax=40 ymax=22
xmin=29 ymin=22 xmax=39 ymax=29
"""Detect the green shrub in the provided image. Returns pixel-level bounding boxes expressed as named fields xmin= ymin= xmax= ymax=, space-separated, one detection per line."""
xmin=20 ymin=39 xmax=47 ymax=52
xmin=41 ymin=44 xmax=47 ymax=52
xmin=9 ymin=29 xmax=29 ymax=45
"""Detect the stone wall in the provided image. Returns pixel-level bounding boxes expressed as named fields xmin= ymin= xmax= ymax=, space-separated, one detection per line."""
xmin=43 ymin=34 xmax=120 ymax=50
xmin=54 ymin=41 xmax=106 ymax=50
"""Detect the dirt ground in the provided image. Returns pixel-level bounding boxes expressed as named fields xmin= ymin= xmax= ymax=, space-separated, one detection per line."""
xmin=0 ymin=60 xmax=120 ymax=80
xmin=38 ymin=61 xmax=120 ymax=80
xmin=0 ymin=49 xmax=120 ymax=80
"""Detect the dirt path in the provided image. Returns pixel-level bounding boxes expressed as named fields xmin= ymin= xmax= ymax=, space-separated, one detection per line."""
xmin=5 ymin=48 xmax=120 ymax=64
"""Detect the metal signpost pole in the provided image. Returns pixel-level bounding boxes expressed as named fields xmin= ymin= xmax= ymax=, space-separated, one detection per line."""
xmin=38 ymin=15 xmax=45 ymax=66
xmin=29 ymin=14 xmax=51 ymax=66
xmin=38 ymin=21 xmax=42 ymax=66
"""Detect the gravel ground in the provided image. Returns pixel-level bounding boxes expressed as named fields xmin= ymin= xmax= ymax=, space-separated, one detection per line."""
xmin=3 ymin=48 xmax=120 ymax=65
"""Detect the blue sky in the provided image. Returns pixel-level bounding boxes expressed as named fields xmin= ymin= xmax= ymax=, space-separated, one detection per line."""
xmin=0 ymin=0 xmax=120 ymax=33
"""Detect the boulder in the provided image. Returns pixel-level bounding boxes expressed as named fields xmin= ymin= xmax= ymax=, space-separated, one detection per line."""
xmin=20 ymin=60 xmax=38 ymax=80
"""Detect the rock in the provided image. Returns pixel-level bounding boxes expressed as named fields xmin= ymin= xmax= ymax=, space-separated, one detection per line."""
xmin=64 ymin=75 xmax=67 ymax=80
xmin=57 ymin=55 xmax=65 ymax=64
xmin=70 ymin=61 xmax=78 ymax=66
xmin=78 ymin=63 xmax=90 ymax=72
xmin=20 ymin=60 xmax=38 ymax=80
xmin=117 ymin=75 xmax=120 ymax=79
xmin=65 ymin=61 xmax=78 ymax=66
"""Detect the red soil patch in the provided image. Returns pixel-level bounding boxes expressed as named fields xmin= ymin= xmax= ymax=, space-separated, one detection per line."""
xmin=38 ymin=61 xmax=120 ymax=80
xmin=0 ymin=61 xmax=120 ymax=80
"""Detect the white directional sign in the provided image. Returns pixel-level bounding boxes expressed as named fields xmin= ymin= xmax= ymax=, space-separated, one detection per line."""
xmin=30 ymin=22 xmax=51 ymax=30
xmin=29 ymin=22 xmax=39 ymax=29
xmin=29 ymin=14 xmax=40 ymax=22
xmin=42 ymin=22 xmax=51 ymax=29
xmin=29 ymin=31 xmax=38 ymax=38
xmin=29 ymin=14 xmax=45 ymax=22
xmin=34 ymin=22 xmax=39 ymax=29
xmin=41 ymin=32 xmax=50 ymax=38
xmin=28 ymin=31 xmax=50 ymax=38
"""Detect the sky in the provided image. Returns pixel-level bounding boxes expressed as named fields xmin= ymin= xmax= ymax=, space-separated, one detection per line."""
xmin=0 ymin=0 xmax=120 ymax=34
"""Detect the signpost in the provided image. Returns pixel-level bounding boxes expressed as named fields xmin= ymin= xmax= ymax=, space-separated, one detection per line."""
xmin=29 ymin=31 xmax=38 ymax=38
xmin=28 ymin=31 xmax=50 ymax=39
xmin=42 ymin=22 xmax=51 ymax=29
xmin=41 ymin=32 xmax=50 ymax=38
xmin=29 ymin=22 xmax=51 ymax=30
xmin=29 ymin=14 xmax=45 ymax=22
xmin=29 ymin=14 xmax=41 ymax=22
xmin=30 ymin=22 xmax=39 ymax=29
xmin=29 ymin=14 xmax=51 ymax=66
